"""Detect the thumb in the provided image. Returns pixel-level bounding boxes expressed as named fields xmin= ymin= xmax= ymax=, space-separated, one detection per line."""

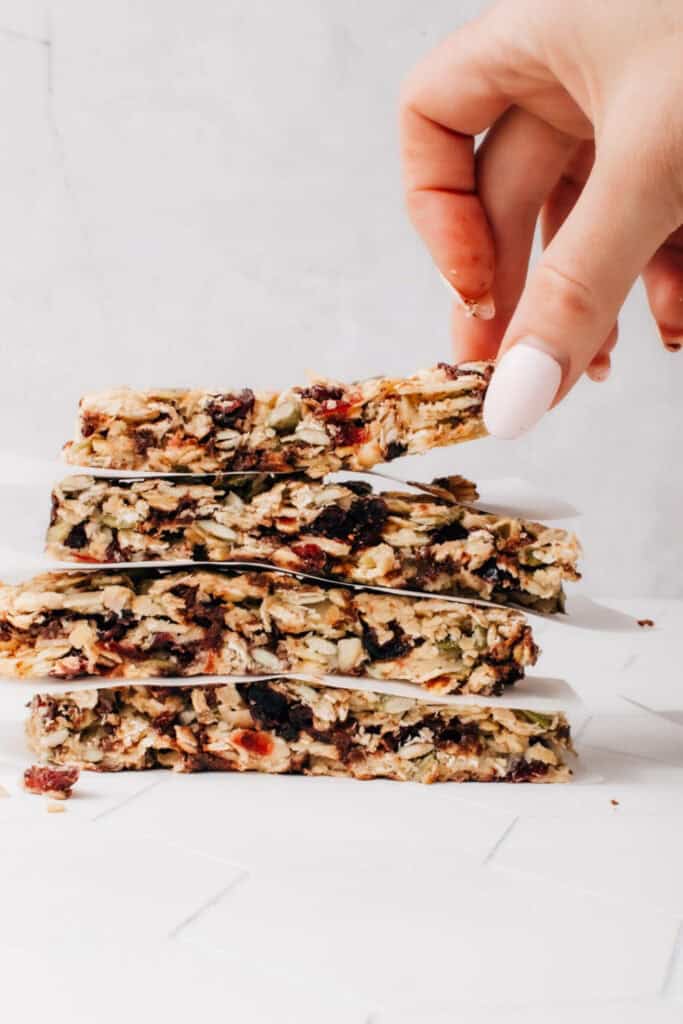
xmin=483 ymin=139 xmax=680 ymax=439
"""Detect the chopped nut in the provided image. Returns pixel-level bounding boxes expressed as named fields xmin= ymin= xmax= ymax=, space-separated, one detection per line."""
xmin=47 ymin=800 xmax=66 ymax=813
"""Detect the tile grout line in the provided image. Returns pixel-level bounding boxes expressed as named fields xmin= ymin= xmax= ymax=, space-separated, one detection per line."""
xmin=0 ymin=26 xmax=49 ymax=46
xmin=482 ymin=816 xmax=519 ymax=866
xmin=169 ymin=870 xmax=249 ymax=940
xmin=91 ymin=778 xmax=167 ymax=821
xmin=660 ymin=920 xmax=683 ymax=997
xmin=572 ymin=714 xmax=592 ymax=742
xmin=619 ymin=694 xmax=683 ymax=732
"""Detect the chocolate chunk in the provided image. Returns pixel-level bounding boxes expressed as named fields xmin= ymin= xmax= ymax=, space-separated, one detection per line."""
xmin=311 ymin=496 xmax=388 ymax=549
xmin=478 ymin=558 xmax=516 ymax=588
xmin=385 ymin=441 xmax=407 ymax=461
xmin=64 ymin=524 xmax=88 ymax=550
xmin=430 ymin=520 xmax=469 ymax=544
xmin=361 ymin=619 xmax=412 ymax=661
xmin=207 ymin=390 xmax=255 ymax=427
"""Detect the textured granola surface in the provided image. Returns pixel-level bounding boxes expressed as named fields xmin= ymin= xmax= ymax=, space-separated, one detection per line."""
xmin=26 ymin=680 xmax=573 ymax=783
xmin=62 ymin=363 xmax=492 ymax=475
xmin=0 ymin=568 xmax=538 ymax=694
xmin=47 ymin=473 xmax=581 ymax=613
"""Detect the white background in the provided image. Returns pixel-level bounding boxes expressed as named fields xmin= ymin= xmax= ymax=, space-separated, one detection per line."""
xmin=0 ymin=0 xmax=680 ymax=595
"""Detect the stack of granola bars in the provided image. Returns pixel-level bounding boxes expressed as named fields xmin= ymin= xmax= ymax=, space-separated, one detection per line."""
xmin=0 ymin=363 xmax=581 ymax=783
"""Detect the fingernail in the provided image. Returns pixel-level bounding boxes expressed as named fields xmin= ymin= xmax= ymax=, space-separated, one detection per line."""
xmin=658 ymin=326 xmax=683 ymax=351
xmin=484 ymin=340 xmax=562 ymax=440
xmin=588 ymin=360 xmax=611 ymax=382
xmin=438 ymin=271 xmax=496 ymax=320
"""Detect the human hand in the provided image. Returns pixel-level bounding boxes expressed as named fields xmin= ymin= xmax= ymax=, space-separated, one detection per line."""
xmin=400 ymin=0 xmax=683 ymax=437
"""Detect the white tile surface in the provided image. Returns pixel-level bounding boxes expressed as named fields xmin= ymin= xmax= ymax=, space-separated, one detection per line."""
xmin=381 ymin=999 xmax=683 ymax=1024
xmin=0 ymin=827 xmax=243 ymax=950
xmin=99 ymin=765 xmax=517 ymax=867
xmin=0 ymin=938 xmax=368 ymax=1024
xmin=180 ymin=849 xmax=677 ymax=1015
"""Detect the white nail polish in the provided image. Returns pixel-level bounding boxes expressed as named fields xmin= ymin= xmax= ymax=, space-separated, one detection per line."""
xmin=483 ymin=340 xmax=562 ymax=440
xmin=438 ymin=271 xmax=496 ymax=321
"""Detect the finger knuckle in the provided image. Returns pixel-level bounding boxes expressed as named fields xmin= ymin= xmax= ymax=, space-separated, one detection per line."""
xmin=536 ymin=263 xmax=598 ymax=323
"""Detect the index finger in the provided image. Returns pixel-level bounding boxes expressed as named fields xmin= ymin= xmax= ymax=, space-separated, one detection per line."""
xmin=400 ymin=18 xmax=510 ymax=313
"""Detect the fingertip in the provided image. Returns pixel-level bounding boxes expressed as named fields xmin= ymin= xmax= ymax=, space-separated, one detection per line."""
xmin=658 ymin=326 xmax=683 ymax=352
xmin=450 ymin=302 xmax=502 ymax=363
xmin=586 ymin=355 xmax=611 ymax=382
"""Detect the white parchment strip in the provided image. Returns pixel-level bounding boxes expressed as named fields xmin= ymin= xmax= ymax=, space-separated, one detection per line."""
xmin=0 ymin=552 xmax=638 ymax=631
xmin=2 ymin=671 xmax=582 ymax=713
xmin=0 ymin=450 xmax=579 ymax=520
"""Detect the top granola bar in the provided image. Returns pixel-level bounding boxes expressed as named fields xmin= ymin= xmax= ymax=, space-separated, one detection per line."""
xmin=62 ymin=362 xmax=492 ymax=475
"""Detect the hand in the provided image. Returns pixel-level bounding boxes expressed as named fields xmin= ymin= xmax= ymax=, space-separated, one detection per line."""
xmin=400 ymin=0 xmax=683 ymax=437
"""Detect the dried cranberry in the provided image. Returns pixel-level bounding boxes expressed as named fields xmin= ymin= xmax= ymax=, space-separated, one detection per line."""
xmin=64 ymin=524 xmax=87 ymax=549
xmin=232 ymin=729 xmax=274 ymax=757
xmin=300 ymin=384 xmax=344 ymax=403
xmin=508 ymin=759 xmax=550 ymax=783
xmin=318 ymin=400 xmax=353 ymax=421
xmin=430 ymin=520 xmax=469 ymax=544
xmin=311 ymin=496 xmax=387 ymax=549
xmin=81 ymin=412 xmax=102 ymax=438
xmin=291 ymin=543 xmax=329 ymax=573
xmin=152 ymin=711 xmax=178 ymax=733
xmin=24 ymin=764 xmax=80 ymax=797
xmin=49 ymin=494 xmax=59 ymax=526
xmin=191 ymin=599 xmax=225 ymax=650
xmin=97 ymin=613 xmax=129 ymax=643
xmin=311 ymin=505 xmax=348 ymax=539
xmin=436 ymin=362 xmax=462 ymax=380
xmin=334 ymin=421 xmax=368 ymax=447
xmin=361 ymin=619 xmax=412 ymax=661
xmin=348 ymin=497 xmax=388 ymax=547
xmin=207 ymin=390 xmax=254 ymax=427
xmin=133 ymin=429 xmax=156 ymax=455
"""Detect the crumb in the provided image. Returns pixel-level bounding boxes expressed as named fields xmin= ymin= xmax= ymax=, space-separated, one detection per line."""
xmin=610 ymin=799 xmax=619 ymax=806
xmin=24 ymin=764 xmax=80 ymax=799
xmin=637 ymin=618 xmax=655 ymax=628
xmin=0 ymin=784 xmax=9 ymax=798
xmin=46 ymin=800 xmax=65 ymax=814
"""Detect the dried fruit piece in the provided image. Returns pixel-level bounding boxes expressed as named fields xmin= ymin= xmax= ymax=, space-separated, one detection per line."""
xmin=24 ymin=764 xmax=80 ymax=799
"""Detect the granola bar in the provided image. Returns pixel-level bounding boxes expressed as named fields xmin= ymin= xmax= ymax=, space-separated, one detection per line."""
xmin=26 ymin=680 xmax=573 ymax=783
xmin=62 ymin=363 xmax=492 ymax=475
xmin=47 ymin=473 xmax=581 ymax=613
xmin=0 ymin=568 xmax=538 ymax=695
